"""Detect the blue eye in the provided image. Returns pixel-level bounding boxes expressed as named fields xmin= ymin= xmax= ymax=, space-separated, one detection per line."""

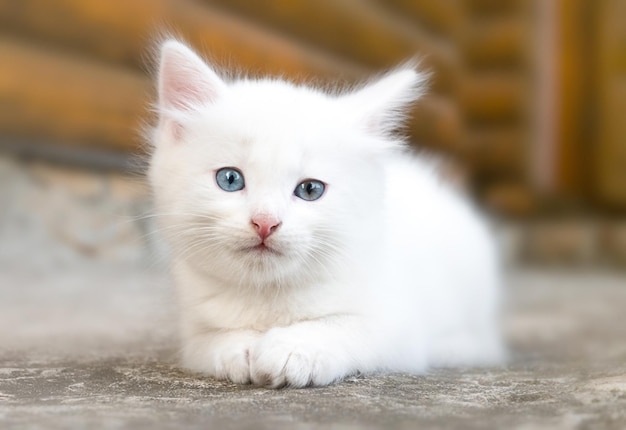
xmin=294 ymin=180 xmax=325 ymax=201
xmin=216 ymin=168 xmax=245 ymax=192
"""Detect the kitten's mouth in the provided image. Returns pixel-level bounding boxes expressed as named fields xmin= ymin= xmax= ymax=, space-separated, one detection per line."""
xmin=244 ymin=242 xmax=282 ymax=256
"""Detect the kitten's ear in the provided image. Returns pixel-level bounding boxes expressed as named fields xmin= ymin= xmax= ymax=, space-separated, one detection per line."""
xmin=157 ymin=40 xmax=225 ymax=112
xmin=345 ymin=67 xmax=427 ymax=135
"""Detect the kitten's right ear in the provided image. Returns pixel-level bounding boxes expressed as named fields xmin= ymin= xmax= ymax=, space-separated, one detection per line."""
xmin=158 ymin=40 xmax=225 ymax=113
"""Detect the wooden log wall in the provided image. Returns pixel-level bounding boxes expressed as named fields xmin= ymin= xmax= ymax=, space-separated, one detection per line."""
xmin=0 ymin=38 xmax=149 ymax=153
xmin=537 ymin=0 xmax=626 ymax=211
xmin=458 ymin=0 xmax=534 ymax=215
xmin=0 ymin=0 xmax=463 ymax=157
xmin=5 ymin=0 xmax=595 ymax=214
xmin=0 ymin=0 xmax=364 ymax=156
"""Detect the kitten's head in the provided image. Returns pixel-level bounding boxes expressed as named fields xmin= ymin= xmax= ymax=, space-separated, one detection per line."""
xmin=149 ymin=40 xmax=425 ymax=289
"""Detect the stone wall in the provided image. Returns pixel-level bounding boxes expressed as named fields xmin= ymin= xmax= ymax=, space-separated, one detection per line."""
xmin=0 ymin=155 xmax=163 ymax=271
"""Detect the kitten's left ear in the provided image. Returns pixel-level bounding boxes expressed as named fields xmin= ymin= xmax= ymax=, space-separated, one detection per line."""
xmin=344 ymin=67 xmax=427 ymax=135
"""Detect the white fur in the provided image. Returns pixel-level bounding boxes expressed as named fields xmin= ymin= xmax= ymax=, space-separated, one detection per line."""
xmin=149 ymin=40 xmax=504 ymax=388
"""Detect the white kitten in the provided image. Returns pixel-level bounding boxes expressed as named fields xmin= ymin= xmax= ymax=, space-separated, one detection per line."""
xmin=149 ymin=40 xmax=504 ymax=388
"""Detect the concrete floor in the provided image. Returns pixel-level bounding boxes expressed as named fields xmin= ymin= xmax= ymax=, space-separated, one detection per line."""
xmin=1 ymin=265 xmax=625 ymax=430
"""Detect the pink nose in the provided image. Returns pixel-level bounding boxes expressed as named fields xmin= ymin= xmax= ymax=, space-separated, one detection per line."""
xmin=251 ymin=215 xmax=281 ymax=241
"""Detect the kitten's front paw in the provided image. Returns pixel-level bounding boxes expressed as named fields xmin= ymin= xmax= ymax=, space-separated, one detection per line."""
xmin=249 ymin=329 xmax=346 ymax=388
xmin=183 ymin=331 xmax=259 ymax=384
xmin=212 ymin=343 xmax=253 ymax=385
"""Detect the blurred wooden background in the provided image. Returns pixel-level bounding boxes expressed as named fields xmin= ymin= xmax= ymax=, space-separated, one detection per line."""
xmin=0 ymin=0 xmax=624 ymax=215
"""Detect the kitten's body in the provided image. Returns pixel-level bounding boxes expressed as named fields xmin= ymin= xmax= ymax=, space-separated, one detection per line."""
xmin=150 ymin=40 xmax=503 ymax=387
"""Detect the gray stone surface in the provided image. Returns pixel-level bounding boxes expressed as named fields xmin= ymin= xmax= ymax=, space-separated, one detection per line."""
xmin=1 ymin=266 xmax=626 ymax=430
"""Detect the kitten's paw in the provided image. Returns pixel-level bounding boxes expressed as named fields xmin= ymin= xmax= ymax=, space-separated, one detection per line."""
xmin=249 ymin=329 xmax=346 ymax=388
xmin=212 ymin=343 xmax=253 ymax=384
xmin=183 ymin=331 xmax=260 ymax=384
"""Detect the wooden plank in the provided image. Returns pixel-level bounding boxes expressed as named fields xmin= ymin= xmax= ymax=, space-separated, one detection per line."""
xmin=408 ymin=95 xmax=462 ymax=153
xmin=482 ymin=183 xmax=536 ymax=216
xmin=552 ymin=0 xmax=593 ymax=200
xmin=373 ymin=0 xmax=463 ymax=38
xmin=202 ymin=0 xmax=460 ymax=93
xmin=595 ymin=79 xmax=626 ymax=207
xmin=0 ymin=0 xmax=367 ymax=84
xmin=462 ymin=17 xmax=528 ymax=67
xmin=0 ymin=38 xmax=150 ymax=153
xmin=464 ymin=0 xmax=526 ymax=16
xmin=459 ymin=72 xmax=527 ymax=123
xmin=464 ymin=127 xmax=526 ymax=175
xmin=0 ymin=37 xmax=459 ymax=156
xmin=594 ymin=0 xmax=626 ymax=207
